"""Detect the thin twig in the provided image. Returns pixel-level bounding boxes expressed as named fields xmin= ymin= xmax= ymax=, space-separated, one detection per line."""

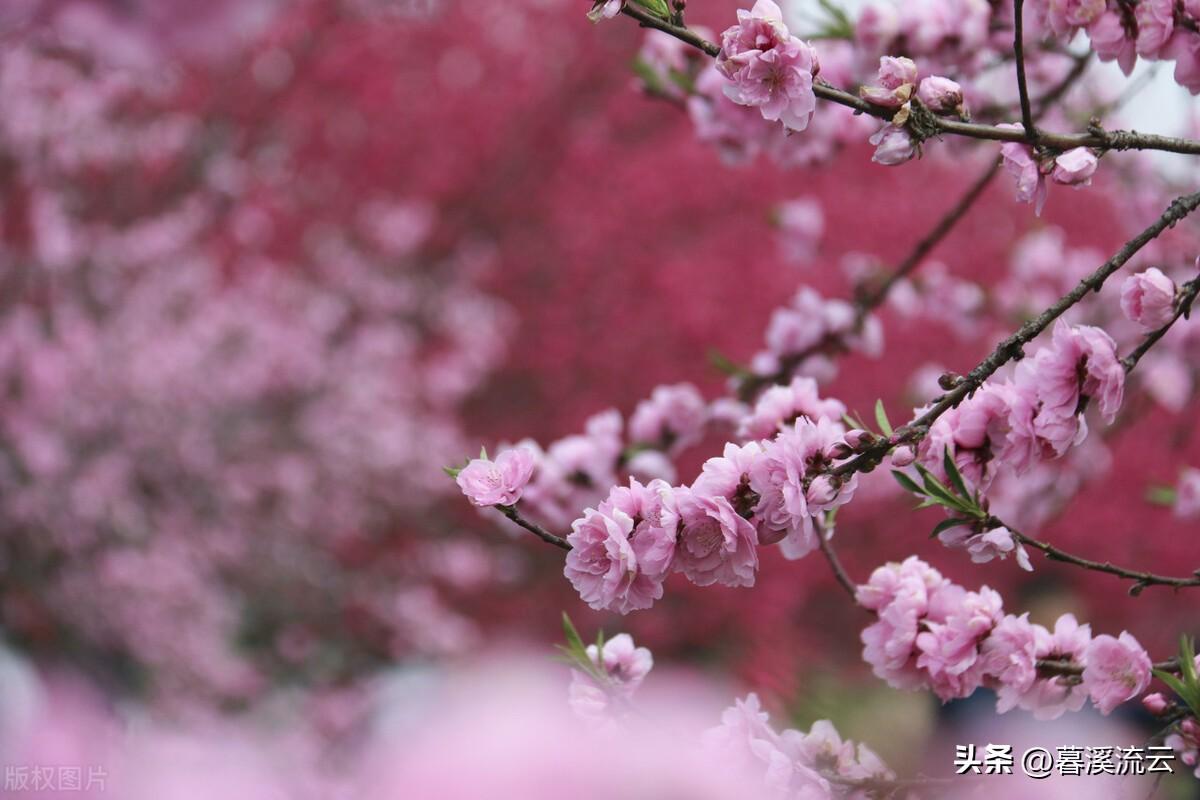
xmin=499 ymin=505 xmax=572 ymax=550
xmin=1013 ymin=0 xmax=1037 ymax=141
xmin=817 ymin=528 xmax=858 ymax=600
xmin=830 ymin=189 xmax=1200 ymax=479
xmin=617 ymin=5 xmax=1200 ymax=155
xmin=1000 ymin=521 xmax=1200 ymax=592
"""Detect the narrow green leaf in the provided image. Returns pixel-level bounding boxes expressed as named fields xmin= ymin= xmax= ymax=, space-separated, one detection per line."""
xmin=443 ymin=465 xmax=462 ymax=479
xmin=707 ymin=349 xmax=750 ymax=378
xmin=1146 ymin=486 xmax=1177 ymax=506
xmin=842 ymin=412 xmax=868 ymax=431
xmin=480 ymin=445 xmax=488 ymax=460
xmin=632 ymin=0 xmax=671 ymax=19
xmin=891 ymin=470 xmax=924 ymax=496
xmin=1181 ymin=635 xmax=1197 ymax=686
xmin=874 ymin=399 xmax=893 ymax=437
xmin=562 ymin=612 xmax=586 ymax=656
xmin=942 ymin=448 xmax=972 ymax=502
xmin=915 ymin=466 xmax=971 ymax=512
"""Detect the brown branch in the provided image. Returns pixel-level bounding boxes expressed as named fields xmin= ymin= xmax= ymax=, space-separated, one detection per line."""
xmin=1013 ymin=0 xmax=1037 ymax=141
xmin=998 ymin=520 xmax=1200 ymax=592
xmin=830 ymin=188 xmax=1200 ymax=479
xmin=499 ymin=504 xmax=572 ymax=550
xmin=616 ymin=4 xmax=1200 ymax=155
xmin=817 ymin=527 xmax=859 ymax=600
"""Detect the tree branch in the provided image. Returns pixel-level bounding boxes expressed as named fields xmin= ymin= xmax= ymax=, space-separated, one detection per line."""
xmin=1013 ymin=0 xmax=1037 ymax=141
xmin=498 ymin=504 xmax=572 ymax=550
xmin=830 ymin=189 xmax=1200 ymax=479
xmin=616 ymin=4 xmax=1200 ymax=156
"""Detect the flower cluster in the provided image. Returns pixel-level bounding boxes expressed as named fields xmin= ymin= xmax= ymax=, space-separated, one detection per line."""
xmin=916 ymin=318 xmax=1124 ymax=491
xmin=750 ymin=287 xmax=884 ymax=385
xmin=550 ymin=391 xmax=857 ymax=613
xmin=705 ymin=693 xmax=894 ymax=798
xmin=857 ymin=557 xmax=1152 ymax=716
xmin=568 ymin=632 xmax=654 ymax=727
xmin=860 ymin=56 xmax=966 ymax=166
xmin=1029 ymin=0 xmax=1200 ymax=93
xmin=999 ymin=126 xmax=1099 ymax=214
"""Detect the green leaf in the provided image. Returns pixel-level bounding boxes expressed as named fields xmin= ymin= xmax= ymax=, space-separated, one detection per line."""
xmin=1146 ymin=486 xmax=1177 ymax=506
xmin=630 ymin=57 xmax=664 ymax=93
xmin=842 ymin=412 xmax=868 ymax=431
xmin=1180 ymin=635 xmax=1197 ymax=686
xmin=941 ymin=448 xmax=972 ymax=502
xmin=914 ymin=464 xmax=971 ymax=513
xmin=891 ymin=470 xmax=924 ymax=496
xmin=874 ymin=399 xmax=893 ymax=437
xmin=562 ymin=612 xmax=586 ymax=656
xmin=443 ymin=465 xmax=462 ymax=479
xmin=480 ymin=445 xmax=489 ymax=460
xmin=707 ymin=349 xmax=750 ymax=379
xmin=632 ymin=0 xmax=671 ymax=19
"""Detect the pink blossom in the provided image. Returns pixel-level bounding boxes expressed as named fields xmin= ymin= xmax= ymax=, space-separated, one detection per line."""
xmin=774 ymin=197 xmax=824 ymax=263
xmin=937 ymin=525 xmax=1033 ymax=571
xmin=749 ymin=417 xmax=854 ymax=558
xmin=1169 ymin=32 xmax=1200 ymax=94
xmin=999 ymin=124 xmax=1048 ymax=214
xmin=687 ymin=66 xmax=779 ymax=165
xmin=856 ymin=4 xmax=900 ymax=53
xmin=1051 ymin=147 xmax=1098 ymax=187
xmin=1177 ymin=467 xmax=1200 ymax=518
xmin=583 ymin=632 xmax=654 ymax=694
xmin=857 ymin=558 xmax=949 ymax=690
xmin=564 ymin=506 xmax=664 ymax=614
xmin=869 ymin=124 xmax=917 ymax=166
xmin=738 ymin=376 xmax=846 ymax=440
xmin=979 ymin=613 xmax=1040 ymax=708
xmin=915 ymin=586 xmax=1003 ymax=701
xmin=1142 ymin=692 xmax=1170 ymax=716
xmin=922 ymin=382 xmax=1018 ymax=490
xmin=1121 ymin=267 xmax=1177 ymax=331
xmin=1029 ymin=319 xmax=1125 ymax=428
xmin=1000 ymin=614 xmax=1092 ymax=719
xmin=586 ymin=0 xmax=623 ymax=22
xmin=1135 ymin=0 xmax=1176 ymax=57
xmin=1087 ymin=11 xmax=1138 ymax=75
xmin=716 ymin=1 xmax=819 ymax=132
xmin=860 ymin=56 xmax=917 ymax=107
xmin=629 ymin=383 xmax=708 ymax=454
xmin=625 ymin=450 xmax=678 ymax=484
xmin=597 ymin=478 xmax=680 ymax=579
xmin=674 ymin=486 xmax=759 ymax=588
xmin=916 ymin=76 xmax=963 ymax=115
xmin=455 ymin=446 xmax=536 ymax=507
xmin=1082 ymin=632 xmax=1152 ymax=715
xmin=1046 ymin=0 xmax=1106 ymax=38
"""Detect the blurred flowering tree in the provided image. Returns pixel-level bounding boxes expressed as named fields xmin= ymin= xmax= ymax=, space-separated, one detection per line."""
xmin=5 ymin=0 xmax=1200 ymax=795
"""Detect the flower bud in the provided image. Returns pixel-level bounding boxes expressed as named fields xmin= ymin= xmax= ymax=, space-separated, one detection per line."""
xmin=1051 ymin=147 xmax=1098 ymax=187
xmin=826 ymin=442 xmax=854 ymax=460
xmin=890 ymin=445 xmax=915 ymax=467
xmin=844 ymin=429 xmax=873 ymax=450
xmin=916 ymin=76 xmax=964 ymax=115
xmin=869 ymin=124 xmax=916 ymax=166
xmin=1142 ymin=692 xmax=1170 ymax=715
xmin=1120 ymin=267 xmax=1177 ymax=331
xmin=806 ymin=475 xmax=839 ymax=507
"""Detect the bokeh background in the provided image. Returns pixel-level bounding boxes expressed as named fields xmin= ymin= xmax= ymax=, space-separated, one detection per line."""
xmin=2 ymin=0 xmax=1200 ymax=794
